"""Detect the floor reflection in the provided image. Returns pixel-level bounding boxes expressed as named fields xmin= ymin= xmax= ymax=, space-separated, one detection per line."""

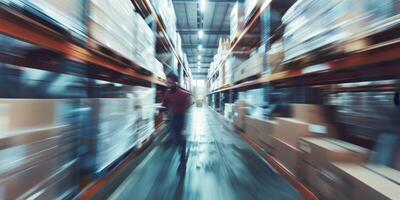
xmin=109 ymin=106 xmax=304 ymax=200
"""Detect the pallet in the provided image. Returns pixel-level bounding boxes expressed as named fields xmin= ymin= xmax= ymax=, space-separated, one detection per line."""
xmin=88 ymin=39 xmax=133 ymax=66
xmin=234 ymin=73 xmax=263 ymax=85
xmin=87 ymin=39 xmax=153 ymax=76
xmin=92 ymin=146 xmax=136 ymax=178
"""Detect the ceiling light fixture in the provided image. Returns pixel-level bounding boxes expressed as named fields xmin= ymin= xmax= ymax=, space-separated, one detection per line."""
xmin=198 ymin=30 xmax=204 ymax=38
xmin=200 ymin=0 xmax=206 ymax=12
xmin=198 ymin=45 xmax=202 ymax=50
xmin=198 ymin=55 xmax=201 ymax=60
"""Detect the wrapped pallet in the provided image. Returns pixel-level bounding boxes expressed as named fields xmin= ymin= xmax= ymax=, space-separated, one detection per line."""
xmin=230 ymin=2 xmax=245 ymax=41
xmin=233 ymin=51 xmax=265 ymax=83
xmin=14 ymin=0 xmax=87 ymax=39
xmin=0 ymin=99 xmax=80 ymax=199
xmin=282 ymin=0 xmax=400 ymax=61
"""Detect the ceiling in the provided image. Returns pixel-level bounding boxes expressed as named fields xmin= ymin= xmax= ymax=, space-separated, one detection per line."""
xmin=173 ymin=0 xmax=235 ymax=79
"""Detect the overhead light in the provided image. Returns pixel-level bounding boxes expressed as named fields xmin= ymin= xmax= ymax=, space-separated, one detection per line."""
xmin=198 ymin=45 xmax=202 ymax=50
xmin=198 ymin=61 xmax=201 ymax=65
xmin=198 ymin=30 xmax=204 ymax=38
xmin=198 ymin=55 xmax=201 ymax=60
xmin=200 ymin=0 xmax=206 ymax=12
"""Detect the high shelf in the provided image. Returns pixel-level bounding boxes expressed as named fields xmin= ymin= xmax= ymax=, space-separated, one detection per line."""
xmin=132 ymin=0 xmax=192 ymax=90
xmin=0 ymin=4 xmax=167 ymax=87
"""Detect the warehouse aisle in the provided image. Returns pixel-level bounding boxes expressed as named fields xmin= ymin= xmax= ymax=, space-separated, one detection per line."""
xmin=109 ymin=106 xmax=303 ymax=200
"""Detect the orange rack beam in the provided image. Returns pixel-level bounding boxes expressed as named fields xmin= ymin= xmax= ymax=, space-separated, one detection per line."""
xmin=0 ymin=7 xmax=166 ymax=86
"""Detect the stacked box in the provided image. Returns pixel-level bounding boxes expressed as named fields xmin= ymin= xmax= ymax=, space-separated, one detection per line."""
xmin=82 ymin=98 xmax=137 ymax=173
xmin=298 ymin=138 xmax=370 ymax=199
xmin=230 ymin=2 xmax=245 ymax=41
xmin=132 ymin=12 xmax=157 ymax=73
xmin=282 ymin=0 xmax=400 ymax=61
xmin=270 ymin=104 xmax=342 ymax=180
xmin=15 ymin=0 xmax=87 ymax=39
xmin=244 ymin=0 xmax=263 ymax=20
xmin=233 ymin=51 xmax=265 ymax=83
xmin=327 ymin=163 xmax=400 ymax=200
xmin=272 ymin=117 xmax=336 ymax=148
xmin=233 ymin=100 xmax=248 ymax=130
xmin=225 ymin=56 xmax=246 ymax=85
xmin=224 ymin=103 xmax=235 ymax=122
xmin=244 ymin=115 xmax=276 ymax=146
xmin=82 ymin=87 xmax=156 ymax=174
xmin=0 ymin=99 xmax=80 ymax=199
xmin=89 ymin=0 xmax=136 ymax=61
xmin=267 ymin=39 xmax=284 ymax=73
xmin=150 ymin=0 xmax=177 ymax=39
xmin=89 ymin=0 xmax=159 ymax=73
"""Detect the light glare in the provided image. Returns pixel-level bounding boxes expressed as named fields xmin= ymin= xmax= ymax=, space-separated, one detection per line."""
xmin=198 ymin=30 xmax=204 ymax=38
xmin=200 ymin=0 xmax=206 ymax=12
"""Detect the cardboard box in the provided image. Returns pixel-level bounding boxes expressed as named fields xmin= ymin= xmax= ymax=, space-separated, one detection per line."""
xmin=233 ymin=107 xmax=247 ymax=130
xmin=234 ymin=52 xmax=264 ymax=83
xmin=258 ymin=120 xmax=277 ymax=146
xmin=230 ymin=2 xmax=245 ymax=40
xmin=272 ymin=118 xmax=333 ymax=148
xmin=292 ymin=104 xmax=334 ymax=125
xmin=364 ymin=164 xmax=400 ymax=185
xmin=306 ymin=164 xmax=341 ymax=200
xmin=244 ymin=116 xmax=275 ymax=144
xmin=329 ymin=163 xmax=400 ymax=200
xmin=233 ymin=101 xmax=247 ymax=130
xmin=299 ymin=138 xmax=369 ymax=170
xmin=272 ymin=137 xmax=301 ymax=175
xmin=0 ymin=99 xmax=71 ymax=131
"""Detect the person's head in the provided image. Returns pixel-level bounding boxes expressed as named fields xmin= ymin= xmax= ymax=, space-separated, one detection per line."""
xmin=166 ymin=73 xmax=179 ymax=88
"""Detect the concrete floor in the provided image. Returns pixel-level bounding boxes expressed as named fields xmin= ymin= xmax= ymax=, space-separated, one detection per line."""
xmin=109 ymin=106 xmax=303 ymax=200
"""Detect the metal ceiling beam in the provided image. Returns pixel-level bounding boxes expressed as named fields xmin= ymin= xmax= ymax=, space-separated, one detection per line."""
xmin=190 ymin=69 xmax=209 ymax=73
xmin=187 ymin=55 xmax=214 ymax=58
xmin=173 ymin=0 xmax=236 ymax=4
xmin=183 ymin=44 xmax=218 ymax=49
xmin=178 ymin=29 xmax=229 ymax=35
xmin=189 ymin=63 xmax=211 ymax=67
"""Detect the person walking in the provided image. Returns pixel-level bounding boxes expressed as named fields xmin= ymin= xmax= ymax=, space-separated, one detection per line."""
xmin=162 ymin=73 xmax=191 ymax=171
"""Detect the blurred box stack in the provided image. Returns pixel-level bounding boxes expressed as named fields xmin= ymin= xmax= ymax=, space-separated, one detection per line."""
xmin=298 ymin=138 xmax=370 ymax=199
xmin=11 ymin=0 xmax=87 ymax=40
xmin=267 ymin=39 xmax=284 ymax=73
xmin=233 ymin=100 xmax=248 ymax=130
xmin=244 ymin=0 xmax=263 ymax=20
xmin=325 ymin=88 xmax=400 ymax=139
xmin=233 ymin=50 xmax=264 ymax=83
xmin=81 ymin=98 xmax=138 ymax=174
xmin=268 ymin=104 xmax=339 ymax=174
xmin=224 ymin=103 xmax=235 ymax=122
xmin=81 ymin=87 xmax=156 ymax=175
xmin=325 ymin=163 xmax=400 ymax=200
xmin=132 ymin=12 xmax=161 ymax=74
xmin=131 ymin=87 xmax=157 ymax=144
xmin=218 ymin=37 xmax=231 ymax=86
xmin=282 ymin=0 xmax=400 ymax=61
xmin=225 ymin=56 xmax=246 ymax=85
xmin=0 ymin=99 xmax=80 ymax=199
xmin=88 ymin=0 xmax=137 ymax=63
xmin=230 ymin=2 xmax=245 ymax=41
xmin=244 ymin=115 xmax=276 ymax=147
xmin=150 ymin=0 xmax=177 ymax=41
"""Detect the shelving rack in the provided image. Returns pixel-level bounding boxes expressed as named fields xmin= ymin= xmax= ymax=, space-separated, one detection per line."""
xmin=0 ymin=1 xmax=190 ymax=196
xmin=132 ymin=0 xmax=193 ymax=91
xmin=207 ymin=2 xmax=400 ymax=95
xmin=0 ymin=2 xmax=169 ymax=87
xmin=206 ymin=1 xmax=400 ymax=198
